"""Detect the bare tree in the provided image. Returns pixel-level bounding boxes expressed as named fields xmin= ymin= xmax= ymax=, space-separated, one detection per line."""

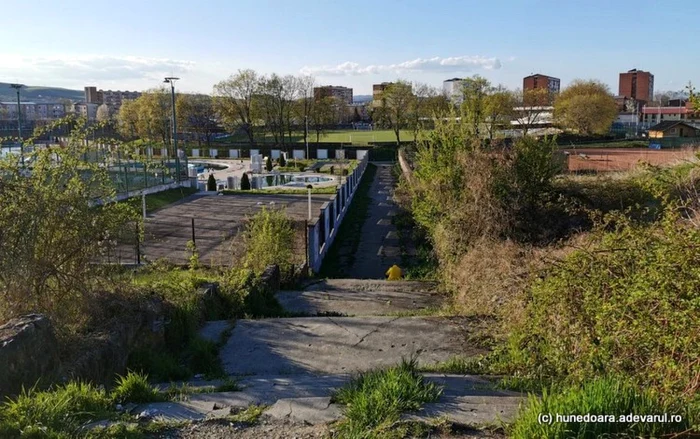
xmin=513 ymin=88 xmax=551 ymax=136
xmin=213 ymin=69 xmax=261 ymax=145
xmin=177 ymin=94 xmax=218 ymax=146
xmin=295 ymin=75 xmax=315 ymax=145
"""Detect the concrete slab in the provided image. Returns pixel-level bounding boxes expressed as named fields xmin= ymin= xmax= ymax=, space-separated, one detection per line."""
xmin=377 ymin=219 xmax=391 ymax=226
xmin=276 ymin=281 xmax=442 ymax=316
xmin=378 ymin=246 xmax=401 ymax=257
xmin=220 ymin=317 xmax=481 ymax=376
xmin=265 ymin=397 xmax=343 ymax=424
xmin=385 ymin=231 xmax=399 ymax=240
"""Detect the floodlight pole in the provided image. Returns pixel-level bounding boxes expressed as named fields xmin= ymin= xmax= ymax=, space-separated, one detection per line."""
xmin=305 ymin=115 xmax=309 ymax=160
xmin=10 ymin=84 xmax=24 ymax=166
xmin=307 ymin=184 xmax=313 ymax=220
xmin=164 ymin=77 xmax=180 ymax=181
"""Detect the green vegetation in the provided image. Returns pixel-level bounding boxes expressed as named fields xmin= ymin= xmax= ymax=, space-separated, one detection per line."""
xmin=318 ymin=164 xmax=376 ymax=277
xmin=510 ymin=377 xmax=695 ymax=439
xmin=333 ymin=359 xmax=442 ymax=438
xmin=240 ymin=172 xmax=251 ymax=190
xmin=241 ymin=207 xmax=295 ymax=274
xmin=223 ymin=186 xmax=337 ymax=195
xmin=207 ymin=173 xmax=217 ymax=191
xmin=111 ymin=372 xmax=162 ymax=404
xmin=226 ymin=404 xmax=267 ymax=424
xmin=124 ymin=187 xmax=197 ymax=213
xmin=212 ymin=129 xmax=415 ymax=145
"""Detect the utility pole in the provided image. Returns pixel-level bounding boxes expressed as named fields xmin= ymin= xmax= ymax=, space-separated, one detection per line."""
xmin=164 ymin=77 xmax=180 ymax=181
xmin=10 ymin=84 xmax=24 ymax=166
xmin=305 ymin=115 xmax=309 ymax=160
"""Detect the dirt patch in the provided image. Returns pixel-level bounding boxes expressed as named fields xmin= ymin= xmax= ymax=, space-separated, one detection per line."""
xmin=563 ymin=147 xmax=696 ymax=172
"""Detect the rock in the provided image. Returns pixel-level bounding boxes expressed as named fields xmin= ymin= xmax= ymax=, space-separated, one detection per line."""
xmin=0 ymin=314 xmax=59 ymax=397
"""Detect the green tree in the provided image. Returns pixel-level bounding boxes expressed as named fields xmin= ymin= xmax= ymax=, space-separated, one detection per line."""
xmin=240 ymin=172 xmax=251 ymax=190
xmin=207 ymin=173 xmax=217 ymax=191
xmin=177 ymin=94 xmax=218 ymax=147
xmin=116 ymin=89 xmax=170 ymax=144
xmin=380 ymin=80 xmax=415 ymax=145
xmin=213 ymin=69 xmax=261 ymax=145
xmin=278 ymin=153 xmax=287 ymax=167
xmin=265 ymin=155 xmax=273 ymax=172
xmin=242 ymin=207 xmax=294 ymax=274
xmin=484 ymin=87 xmax=516 ymax=140
xmin=554 ymin=80 xmax=618 ymax=135
xmin=0 ymin=118 xmax=138 ymax=323
xmin=459 ymin=75 xmax=492 ymax=137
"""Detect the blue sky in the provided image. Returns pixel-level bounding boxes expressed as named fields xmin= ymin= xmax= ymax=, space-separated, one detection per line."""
xmin=1 ymin=0 xmax=698 ymax=95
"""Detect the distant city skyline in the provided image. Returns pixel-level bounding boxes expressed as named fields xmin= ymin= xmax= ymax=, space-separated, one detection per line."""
xmin=1 ymin=0 xmax=698 ymax=95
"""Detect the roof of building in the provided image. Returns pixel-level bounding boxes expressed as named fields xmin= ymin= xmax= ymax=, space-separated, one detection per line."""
xmin=648 ymin=121 xmax=698 ymax=132
xmin=524 ymin=73 xmax=559 ymax=80
xmin=443 ymin=78 xmax=464 ymax=82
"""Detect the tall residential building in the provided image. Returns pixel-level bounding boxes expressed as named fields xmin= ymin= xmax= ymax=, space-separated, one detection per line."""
xmin=619 ymin=69 xmax=654 ymax=103
xmin=84 ymin=86 xmax=142 ymax=111
xmin=313 ymin=86 xmax=353 ymax=104
xmin=523 ymin=74 xmax=561 ymax=94
xmin=371 ymin=82 xmax=393 ymax=107
xmin=443 ymin=78 xmax=466 ymax=104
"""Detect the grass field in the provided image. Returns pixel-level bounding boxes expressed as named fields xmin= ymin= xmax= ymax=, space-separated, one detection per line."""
xmin=213 ymin=129 xmax=414 ymax=145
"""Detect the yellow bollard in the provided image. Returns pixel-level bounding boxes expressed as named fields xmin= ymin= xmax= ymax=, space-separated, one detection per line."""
xmin=386 ymin=264 xmax=402 ymax=281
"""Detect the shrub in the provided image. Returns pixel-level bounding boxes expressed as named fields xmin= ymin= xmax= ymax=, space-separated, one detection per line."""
xmin=183 ymin=337 xmax=224 ymax=379
xmin=207 ymin=173 xmax=217 ymax=191
xmin=242 ymin=207 xmax=294 ymax=274
xmin=265 ymin=156 xmax=273 ymax=172
xmin=333 ymin=358 xmax=442 ymax=437
xmin=111 ymin=371 xmax=162 ymax=404
xmin=240 ymin=173 xmax=251 ymax=190
xmin=504 ymin=209 xmax=700 ymax=398
xmin=278 ymin=154 xmax=287 ymax=167
xmin=127 ymin=349 xmax=191 ymax=382
xmin=510 ymin=376 xmax=694 ymax=439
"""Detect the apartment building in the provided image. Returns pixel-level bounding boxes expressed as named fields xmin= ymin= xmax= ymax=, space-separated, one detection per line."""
xmin=0 ymin=102 xmax=67 ymax=120
xmin=84 ymin=86 xmax=142 ymax=111
xmin=619 ymin=69 xmax=654 ymax=104
xmin=313 ymin=86 xmax=353 ymax=104
xmin=641 ymin=100 xmax=699 ymax=126
xmin=443 ymin=78 xmax=466 ymax=104
xmin=523 ymin=74 xmax=561 ymax=94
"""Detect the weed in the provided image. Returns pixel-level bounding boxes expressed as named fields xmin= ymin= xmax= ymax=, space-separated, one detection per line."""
xmin=418 ymin=355 xmax=493 ymax=375
xmin=127 ymin=349 xmax=191 ymax=383
xmin=183 ymin=337 xmax=225 ymax=379
xmin=333 ymin=358 xmax=442 ymax=438
xmin=510 ymin=376 xmax=694 ymax=439
xmin=215 ymin=377 xmax=241 ymax=393
xmin=227 ymin=404 xmax=267 ymax=424
xmin=111 ymin=372 xmax=162 ymax=404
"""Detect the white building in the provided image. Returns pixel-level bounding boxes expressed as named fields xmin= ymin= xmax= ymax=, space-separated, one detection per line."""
xmin=443 ymin=78 xmax=466 ymax=104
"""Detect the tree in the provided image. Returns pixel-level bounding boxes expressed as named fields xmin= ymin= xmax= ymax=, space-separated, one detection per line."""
xmin=483 ymin=86 xmax=516 ymax=140
xmin=177 ymin=94 xmax=218 ymax=147
xmin=207 ymin=173 xmax=217 ymax=191
xmin=554 ymin=80 xmax=618 ymax=135
xmin=96 ymin=104 xmax=111 ymax=122
xmin=459 ymin=75 xmax=492 ymax=138
xmin=294 ymin=76 xmax=315 ymax=146
xmin=278 ymin=153 xmax=287 ymax=167
xmin=240 ymin=172 xmax=251 ymax=190
xmin=310 ymin=97 xmax=336 ymax=142
xmin=116 ymin=89 xmax=170 ymax=144
xmin=513 ymin=88 xmax=552 ymax=135
xmin=213 ymin=69 xmax=261 ymax=145
xmin=265 ymin=155 xmax=273 ymax=172
xmin=381 ymin=80 xmax=415 ymax=145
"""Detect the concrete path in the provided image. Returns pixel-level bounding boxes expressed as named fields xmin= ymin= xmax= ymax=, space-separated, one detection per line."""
xmin=276 ymin=279 xmax=442 ymax=316
xmin=346 ymin=164 xmax=402 ymax=279
xmin=139 ymin=374 xmax=523 ymax=426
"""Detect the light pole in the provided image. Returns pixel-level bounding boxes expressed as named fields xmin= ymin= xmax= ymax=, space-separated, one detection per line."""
xmin=307 ymin=184 xmax=313 ymax=220
xmin=10 ymin=84 xmax=23 ymax=166
xmin=164 ymin=77 xmax=180 ymax=181
xmin=305 ymin=115 xmax=309 ymax=160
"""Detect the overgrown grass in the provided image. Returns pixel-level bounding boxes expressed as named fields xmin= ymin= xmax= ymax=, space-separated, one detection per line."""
xmin=227 ymin=404 xmax=267 ymax=424
xmin=318 ymin=164 xmax=376 ymax=277
xmin=124 ymin=186 xmax=198 ymax=213
xmin=111 ymin=372 xmax=163 ymax=404
xmin=510 ymin=376 xmax=695 ymax=439
xmin=332 ymin=358 xmax=442 ymax=438
xmin=391 ymin=209 xmax=438 ymax=280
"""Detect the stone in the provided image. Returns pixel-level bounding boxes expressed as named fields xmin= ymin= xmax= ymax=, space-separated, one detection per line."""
xmin=0 ymin=314 xmax=59 ymax=397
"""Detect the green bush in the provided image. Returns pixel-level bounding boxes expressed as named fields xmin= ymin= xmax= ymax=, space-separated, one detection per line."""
xmin=111 ymin=372 xmax=162 ymax=404
xmin=504 ymin=209 xmax=700 ymax=398
xmin=207 ymin=173 xmax=217 ymax=191
xmin=510 ymin=376 xmax=694 ymax=439
xmin=127 ymin=349 xmax=191 ymax=383
xmin=242 ymin=207 xmax=294 ymax=275
xmin=183 ymin=337 xmax=224 ymax=379
xmin=333 ymin=358 xmax=442 ymax=437
xmin=278 ymin=154 xmax=287 ymax=167
xmin=240 ymin=173 xmax=251 ymax=190
xmin=265 ymin=156 xmax=273 ymax=172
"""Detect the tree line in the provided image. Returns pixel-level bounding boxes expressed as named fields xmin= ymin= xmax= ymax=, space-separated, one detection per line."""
xmin=111 ymin=69 xmax=621 ymax=147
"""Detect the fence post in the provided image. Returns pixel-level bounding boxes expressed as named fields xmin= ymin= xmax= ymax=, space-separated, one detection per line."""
xmin=305 ymin=219 xmax=308 ymax=269
xmin=135 ymin=222 xmax=141 ymax=265
xmin=191 ymin=217 xmax=196 ymax=246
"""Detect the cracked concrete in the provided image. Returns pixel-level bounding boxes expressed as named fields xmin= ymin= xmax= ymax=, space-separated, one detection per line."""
xmin=219 ymin=317 xmax=480 ymax=376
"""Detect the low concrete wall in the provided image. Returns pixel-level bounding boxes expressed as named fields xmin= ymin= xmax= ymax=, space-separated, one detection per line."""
xmin=397 ymin=148 xmax=413 ymax=183
xmin=307 ymin=155 xmax=369 ymax=272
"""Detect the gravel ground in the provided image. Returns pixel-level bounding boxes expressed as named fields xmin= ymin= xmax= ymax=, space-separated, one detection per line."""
xmin=153 ymin=418 xmax=505 ymax=439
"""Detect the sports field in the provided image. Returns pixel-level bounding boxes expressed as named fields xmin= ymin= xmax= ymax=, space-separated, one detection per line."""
xmin=563 ymin=147 xmax=697 ymax=172
xmin=213 ymin=129 xmax=414 ymax=145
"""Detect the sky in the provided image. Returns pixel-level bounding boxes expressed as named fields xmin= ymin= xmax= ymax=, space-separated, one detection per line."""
xmin=1 ymin=0 xmax=698 ymax=96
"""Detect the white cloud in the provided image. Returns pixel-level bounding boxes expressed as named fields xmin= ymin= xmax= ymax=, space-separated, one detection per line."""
xmin=0 ymin=55 xmax=195 ymax=89
xmin=300 ymin=56 xmax=502 ymax=76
